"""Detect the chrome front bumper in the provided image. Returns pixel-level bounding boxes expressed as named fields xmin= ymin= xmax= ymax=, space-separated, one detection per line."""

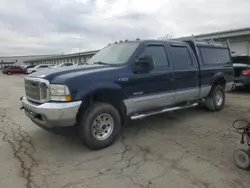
xmin=21 ymin=96 xmax=81 ymax=128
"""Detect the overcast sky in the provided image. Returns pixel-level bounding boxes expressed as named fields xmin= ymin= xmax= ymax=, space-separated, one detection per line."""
xmin=0 ymin=0 xmax=250 ymax=56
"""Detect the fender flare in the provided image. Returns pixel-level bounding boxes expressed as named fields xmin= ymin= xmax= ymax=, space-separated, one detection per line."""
xmin=75 ymin=82 xmax=127 ymax=101
xmin=210 ymin=72 xmax=226 ymax=86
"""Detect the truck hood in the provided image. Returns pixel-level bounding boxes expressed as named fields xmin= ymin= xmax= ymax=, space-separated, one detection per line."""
xmin=27 ymin=64 xmax=118 ymax=81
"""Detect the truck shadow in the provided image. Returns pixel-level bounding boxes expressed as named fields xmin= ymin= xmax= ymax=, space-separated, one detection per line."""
xmin=31 ymin=107 xmax=208 ymax=154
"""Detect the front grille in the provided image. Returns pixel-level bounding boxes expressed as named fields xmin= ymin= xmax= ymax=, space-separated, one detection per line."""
xmin=25 ymin=78 xmax=49 ymax=102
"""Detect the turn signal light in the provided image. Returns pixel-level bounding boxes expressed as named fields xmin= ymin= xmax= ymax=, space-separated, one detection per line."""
xmin=241 ymin=70 xmax=250 ymax=76
xmin=65 ymin=95 xmax=72 ymax=101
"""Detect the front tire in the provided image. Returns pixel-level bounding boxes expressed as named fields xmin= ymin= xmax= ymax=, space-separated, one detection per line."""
xmin=7 ymin=72 xmax=11 ymax=75
xmin=205 ymin=85 xmax=225 ymax=111
xmin=77 ymin=102 xmax=121 ymax=150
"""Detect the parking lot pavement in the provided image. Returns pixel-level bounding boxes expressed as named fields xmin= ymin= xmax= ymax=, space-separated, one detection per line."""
xmin=0 ymin=74 xmax=250 ymax=188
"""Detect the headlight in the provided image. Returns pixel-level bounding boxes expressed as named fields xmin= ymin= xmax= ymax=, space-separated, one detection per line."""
xmin=49 ymin=84 xmax=72 ymax=101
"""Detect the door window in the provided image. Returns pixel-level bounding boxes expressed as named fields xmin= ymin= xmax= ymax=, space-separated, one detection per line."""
xmin=140 ymin=45 xmax=169 ymax=67
xmin=170 ymin=46 xmax=193 ymax=70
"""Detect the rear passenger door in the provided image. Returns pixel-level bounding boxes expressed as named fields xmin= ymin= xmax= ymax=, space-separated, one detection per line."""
xmin=127 ymin=43 xmax=175 ymax=113
xmin=169 ymin=43 xmax=199 ymax=103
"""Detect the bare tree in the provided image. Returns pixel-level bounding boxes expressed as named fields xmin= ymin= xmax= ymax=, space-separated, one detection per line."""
xmin=158 ymin=33 xmax=175 ymax=40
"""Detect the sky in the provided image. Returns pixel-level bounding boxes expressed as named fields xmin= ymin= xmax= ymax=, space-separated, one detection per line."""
xmin=0 ymin=0 xmax=250 ymax=56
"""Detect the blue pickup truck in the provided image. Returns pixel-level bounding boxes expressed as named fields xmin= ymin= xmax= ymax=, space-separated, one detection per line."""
xmin=21 ymin=39 xmax=234 ymax=150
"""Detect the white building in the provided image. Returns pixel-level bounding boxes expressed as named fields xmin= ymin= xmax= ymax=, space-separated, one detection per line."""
xmin=0 ymin=55 xmax=55 ymax=69
xmin=24 ymin=50 xmax=99 ymax=66
xmin=176 ymin=27 xmax=250 ymax=57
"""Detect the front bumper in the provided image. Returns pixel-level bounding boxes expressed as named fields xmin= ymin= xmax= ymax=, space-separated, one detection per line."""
xmin=21 ymin=96 xmax=81 ymax=128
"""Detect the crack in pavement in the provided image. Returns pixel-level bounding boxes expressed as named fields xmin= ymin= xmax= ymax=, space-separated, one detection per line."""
xmin=0 ymin=112 xmax=38 ymax=188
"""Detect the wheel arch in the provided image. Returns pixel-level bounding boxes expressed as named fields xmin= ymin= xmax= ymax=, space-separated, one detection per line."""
xmin=211 ymin=72 xmax=226 ymax=88
xmin=76 ymin=85 xmax=128 ymax=125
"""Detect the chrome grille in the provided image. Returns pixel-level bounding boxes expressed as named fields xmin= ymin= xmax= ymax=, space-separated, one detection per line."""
xmin=25 ymin=78 xmax=49 ymax=103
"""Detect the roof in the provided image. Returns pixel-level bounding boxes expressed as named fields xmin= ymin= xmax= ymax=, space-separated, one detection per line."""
xmin=176 ymin=27 xmax=250 ymax=40
xmin=24 ymin=50 xmax=99 ymax=63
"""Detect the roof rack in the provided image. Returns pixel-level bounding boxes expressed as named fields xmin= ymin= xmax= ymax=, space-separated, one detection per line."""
xmin=188 ymin=35 xmax=230 ymax=47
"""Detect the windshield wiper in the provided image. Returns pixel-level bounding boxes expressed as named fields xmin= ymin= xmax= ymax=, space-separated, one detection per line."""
xmin=92 ymin=61 xmax=112 ymax=66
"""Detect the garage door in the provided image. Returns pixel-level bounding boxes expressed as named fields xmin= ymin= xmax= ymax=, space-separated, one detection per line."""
xmin=230 ymin=41 xmax=249 ymax=56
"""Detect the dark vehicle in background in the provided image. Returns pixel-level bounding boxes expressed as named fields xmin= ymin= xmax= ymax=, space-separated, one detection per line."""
xmin=21 ymin=39 xmax=234 ymax=150
xmin=2 ymin=66 xmax=24 ymax=75
xmin=232 ymin=56 xmax=250 ymax=88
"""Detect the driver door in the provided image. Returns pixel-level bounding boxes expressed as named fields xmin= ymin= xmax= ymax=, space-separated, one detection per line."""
xmin=126 ymin=43 xmax=175 ymax=113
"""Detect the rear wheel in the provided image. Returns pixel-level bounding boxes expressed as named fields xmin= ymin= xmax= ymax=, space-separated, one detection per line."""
xmin=77 ymin=102 xmax=121 ymax=150
xmin=205 ymin=85 xmax=225 ymax=111
xmin=7 ymin=72 xmax=11 ymax=75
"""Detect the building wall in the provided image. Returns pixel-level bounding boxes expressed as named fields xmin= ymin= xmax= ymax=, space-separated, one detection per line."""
xmin=230 ymin=41 xmax=250 ymax=56
xmin=190 ymin=36 xmax=250 ymax=57
xmin=27 ymin=54 xmax=95 ymax=66
xmin=0 ymin=55 xmax=55 ymax=66
xmin=212 ymin=36 xmax=250 ymax=57
xmin=0 ymin=62 xmax=15 ymax=69
xmin=176 ymin=29 xmax=250 ymax=57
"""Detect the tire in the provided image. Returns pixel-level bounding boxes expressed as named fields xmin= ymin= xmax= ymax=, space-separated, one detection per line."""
xmin=205 ymin=85 xmax=225 ymax=111
xmin=7 ymin=72 xmax=11 ymax=75
xmin=233 ymin=149 xmax=250 ymax=170
xmin=77 ymin=102 xmax=121 ymax=150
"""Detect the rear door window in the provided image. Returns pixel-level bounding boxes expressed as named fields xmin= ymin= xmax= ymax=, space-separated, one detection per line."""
xmin=199 ymin=47 xmax=230 ymax=65
xmin=170 ymin=45 xmax=193 ymax=70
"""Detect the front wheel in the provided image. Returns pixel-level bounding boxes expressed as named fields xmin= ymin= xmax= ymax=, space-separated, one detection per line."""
xmin=205 ymin=85 xmax=225 ymax=111
xmin=77 ymin=102 xmax=121 ymax=150
xmin=7 ymin=72 xmax=11 ymax=75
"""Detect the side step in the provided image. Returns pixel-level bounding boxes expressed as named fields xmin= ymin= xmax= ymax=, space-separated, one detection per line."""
xmin=130 ymin=103 xmax=198 ymax=120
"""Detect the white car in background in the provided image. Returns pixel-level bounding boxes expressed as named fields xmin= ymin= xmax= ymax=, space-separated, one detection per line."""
xmin=52 ymin=63 xmax=74 ymax=68
xmin=26 ymin=64 xmax=51 ymax=74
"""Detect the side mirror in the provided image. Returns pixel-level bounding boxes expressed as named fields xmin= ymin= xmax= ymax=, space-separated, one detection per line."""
xmin=132 ymin=55 xmax=154 ymax=74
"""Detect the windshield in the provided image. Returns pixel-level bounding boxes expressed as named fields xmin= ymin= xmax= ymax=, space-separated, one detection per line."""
xmin=87 ymin=42 xmax=139 ymax=66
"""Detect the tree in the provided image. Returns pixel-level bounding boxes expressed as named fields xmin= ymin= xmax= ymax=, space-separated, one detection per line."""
xmin=158 ymin=33 xmax=174 ymax=40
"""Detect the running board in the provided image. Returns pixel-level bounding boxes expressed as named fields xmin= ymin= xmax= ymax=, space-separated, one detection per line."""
xmin=130 ymin=103 xmax=198 ymax=120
